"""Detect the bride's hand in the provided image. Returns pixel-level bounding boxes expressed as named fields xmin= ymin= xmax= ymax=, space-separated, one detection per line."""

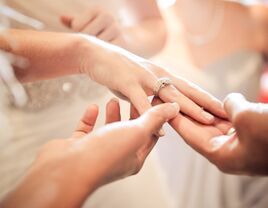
xmin=79 ymin=36 xmax=227 ymax=124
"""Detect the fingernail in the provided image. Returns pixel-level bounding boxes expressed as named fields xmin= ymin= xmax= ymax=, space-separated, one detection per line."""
xmin=202 ymin=111 xmax=214 ymax=122
xmin=227 ymin=127 xmax=236 ymax=136
xmin=110 ymin=97 xmax=119 ymax=103
xmin=158 ymin=128 xmax=165 ymax=137
xmin=171 ymin=102 xmax=180 ymax=113
xmin=210 ymin=135 xmax=230 ymax=150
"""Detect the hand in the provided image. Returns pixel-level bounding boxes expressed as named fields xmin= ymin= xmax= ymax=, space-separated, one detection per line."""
xmin=1 ymin=99 xmax=179 ymax=208
xmin=79 ymin=36 xmax=227 ymax=125
xmin=1 ymin=29 xmax=226 ymax=125
xmin=171 ymin=93 xmax=268 ymax=175
xmin=60 ymin=6 xmax=126 ymax=48
xmin=211 ymin=93 xmax=268 ymax=175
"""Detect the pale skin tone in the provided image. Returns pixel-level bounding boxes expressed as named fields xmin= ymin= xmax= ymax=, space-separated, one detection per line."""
xmin=2 ymin=93 xmax=268 ymax=207
xmin=169 ymin=93 xmax=268 ymax=176
xmin=60 ymin=0 xmax=166 ymax=58
xmin=174 ymin=0 xmax=268 ymax=67
xmin=1 ymin=99 xmax=180 ymax=208
xmin=0 ymin=29 xmax=227 ymax=124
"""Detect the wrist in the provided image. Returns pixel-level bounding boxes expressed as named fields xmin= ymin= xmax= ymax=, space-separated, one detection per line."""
xmin=76 ymin=34 xmax=104 ymax=76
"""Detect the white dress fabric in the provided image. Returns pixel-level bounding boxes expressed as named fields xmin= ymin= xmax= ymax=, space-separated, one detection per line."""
xmin=1 ymin=1 xmax=268 ymax=208
xmin=153 ymin=9 xmax=268 ymax=207
xmin=0 ymin=1 xmax=174 ymax=208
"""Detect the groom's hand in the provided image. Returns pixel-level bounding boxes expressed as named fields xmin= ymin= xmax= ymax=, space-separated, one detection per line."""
xmin=170 ymin=93 xmax=268 ymax=176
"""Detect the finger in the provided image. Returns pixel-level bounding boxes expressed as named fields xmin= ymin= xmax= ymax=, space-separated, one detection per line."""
xmin=159 ymin=85 xmax=215 ymax=124
xmin=72 ymin=104 xmax=99 ymax=138
xmin=97 ymin=24 xmax=119 ymax=42
xmin=130 ymin=104 xmax=139 ymax=120
xmin=172 ymin=77 xmax=227 ymax=119
xmin=130 ymin=97 xmax=163 ymax=120
xmin=140 ymin=102 xmax=180 ymax=135
xmin=223 ymin=93 xmax=250 ymax=122
xmin=127 ymin=86 xmax=152 ymax=115
xmin=106 ymin=98 xmax=121 ymax=124
xmin=60 ymin=15 xmax=73 ymax=28
xmin=82 ymin=14 xmax=112 ymax=36
xmin=151 ymin=96 xmax=163 ymax=106
xmin=71 ymin=9 xmax=99 ymax=32
xmin=213 ymin=118 xmax=233 ymax=135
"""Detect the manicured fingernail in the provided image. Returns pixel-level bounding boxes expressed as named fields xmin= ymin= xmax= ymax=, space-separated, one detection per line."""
xmin=202 ymin=111 xmax=214 ymax=122
xmin=158 ymin=128 xmax=165 ymax=137
xmin=227 ymin=127 xmax=236 ymax=136
xmin=171 ymin=102 xmax=180 ymax=113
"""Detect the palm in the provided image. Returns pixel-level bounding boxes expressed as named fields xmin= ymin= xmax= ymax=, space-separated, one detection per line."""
xmin=169 ymin=113 xmax=232 ymax=156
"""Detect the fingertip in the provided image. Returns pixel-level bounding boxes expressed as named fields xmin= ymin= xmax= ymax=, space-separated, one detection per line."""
xmin=86 ymin=104 xmax=99 ymax=116
xmin=60 ymin=15 xmax=73 ymax=28
xmin=171 ymin=102 xmax=180 ymax=114
xmin=223 ymin=93 xmax=247 ymax=120
xmin=106 ymin=97 xmax=120 ymax=110
xmin=224 ymin=93 xmax=245 ymax=107
xmin=201 ymin=111 xmax=215 ymax=124
xmin=152 ymin=102 xmax=180 ymax=120
xmin=106 ymin=98 xmax=121 ymax=123
xmin=142 ymin=102 xmax=180 ymax=135
xmin=109 ymin=97 xmax=119 ymax=104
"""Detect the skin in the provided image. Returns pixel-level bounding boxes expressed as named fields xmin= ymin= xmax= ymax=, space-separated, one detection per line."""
xmin=170 ymin=93 xmax=268 ymax=175
xmin=174 ymin=0 xmax=268 ymax=67
xmin=1 ymin=100 xmax=180 ymax=208
xmin=0 ymin=29 xmax=227 ymax=124
xmin=60 ymin=0 xmax=166 ymax=58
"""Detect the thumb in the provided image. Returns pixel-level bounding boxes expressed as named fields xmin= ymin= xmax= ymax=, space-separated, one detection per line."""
xmin=140 ymin=103 xmax=180 ymax=135
xmin=60 ymin=15 xmax=73 ymax=28
xmin=223 ymin=93 xmax=251 ymax=122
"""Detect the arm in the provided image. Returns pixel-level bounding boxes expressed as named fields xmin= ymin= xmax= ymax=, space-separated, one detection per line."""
xmin=174 ymin=0 xmax=268 ymax=67
xmin=0 ymin=101 xmax=179 ymax=208
xmin=61 ymin=0 xmax=166 ymax=58
xmin=0 ymin=29 xmax=226 ymax=123
xmin=0 ymin=29 xmax=85 ymax=82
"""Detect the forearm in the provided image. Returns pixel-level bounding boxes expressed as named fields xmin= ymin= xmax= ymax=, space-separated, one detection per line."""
xmin=0 ymin=29 xmax=94 ymax=82
xmin=1 ymin=143 xmax=102 ymax=208
xmin=123 ymin=18 xmax=167 ymax=58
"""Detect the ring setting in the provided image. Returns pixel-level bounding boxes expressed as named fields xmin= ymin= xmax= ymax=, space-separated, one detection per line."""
xmin=153 ymin=77 xmax=172 ymax=97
